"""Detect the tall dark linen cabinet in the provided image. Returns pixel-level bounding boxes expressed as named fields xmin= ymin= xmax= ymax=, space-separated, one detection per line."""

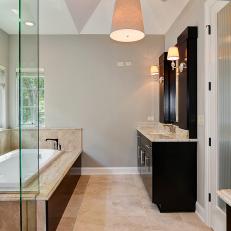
xmin=159 ymin=27 xmax=198 ymax=139
xmin=177 ymin=27 xmax=198 ymax=138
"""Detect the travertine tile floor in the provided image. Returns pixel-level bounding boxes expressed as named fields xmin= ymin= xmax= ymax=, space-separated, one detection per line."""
xmin=57 ymin=175 xmax=212 ymax=231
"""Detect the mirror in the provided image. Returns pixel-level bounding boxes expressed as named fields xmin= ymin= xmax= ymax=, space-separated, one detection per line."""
xmin=169 ymin=27 xmax=197 ymax=138
xmin=175 ymin=59 xmax=179 ymax=123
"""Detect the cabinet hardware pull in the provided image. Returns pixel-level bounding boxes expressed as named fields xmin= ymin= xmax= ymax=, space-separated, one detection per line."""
xmin=145 ymin=144 xmax=152 ymax=149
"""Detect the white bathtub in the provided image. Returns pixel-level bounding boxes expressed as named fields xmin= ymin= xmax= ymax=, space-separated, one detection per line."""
xmin=0 ymin=149 xmax=62 ymax=192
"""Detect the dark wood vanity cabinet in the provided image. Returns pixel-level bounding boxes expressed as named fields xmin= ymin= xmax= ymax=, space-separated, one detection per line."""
xmin=177 ymin=27 xmax=198 ymax=138
xmin=227 ymin=205 xmax=231 ymax=231
xmin=137 ymin=132 xmax=197 ymax=212
xmin=159 ymin=53 xmax=176 ymax=124
xmin=137 ymin=134 xmax=153 ymax=200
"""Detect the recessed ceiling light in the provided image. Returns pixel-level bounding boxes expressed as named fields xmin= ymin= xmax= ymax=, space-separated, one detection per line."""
xmin=11 ymin=9 xmax=19 ymax=15
xmin=25 ymin=21 xmax=35 ymax=27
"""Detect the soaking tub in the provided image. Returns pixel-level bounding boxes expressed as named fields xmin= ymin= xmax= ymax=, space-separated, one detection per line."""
xmin=0 ymin=149 xmax=62 ymax=192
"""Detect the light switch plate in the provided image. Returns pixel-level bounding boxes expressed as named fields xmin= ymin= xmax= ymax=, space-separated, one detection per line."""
xmin=198 ymin=115 xmax=205 ymax=126
xmin=147 ymin=116 xmax=154 ymax=121
xmin=117 ymin=62 xmax=124 ymax=67
xmin=125 ymin=61 xmax=132 ymax=66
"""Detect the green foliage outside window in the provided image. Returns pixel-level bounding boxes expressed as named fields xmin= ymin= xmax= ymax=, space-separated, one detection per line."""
xmin=17 ymin=73 xmax=45 ymax=127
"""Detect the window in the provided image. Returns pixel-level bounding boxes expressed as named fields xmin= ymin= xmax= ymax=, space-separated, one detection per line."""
xmin=0 ymin=66 xmax=6 ymax=129
xmin=17 ymin=70 xmax=45 ymax=127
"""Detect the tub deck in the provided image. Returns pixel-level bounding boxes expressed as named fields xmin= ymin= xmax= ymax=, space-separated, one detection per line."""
xmin=0 ymin=149 xmax=82 ymax=201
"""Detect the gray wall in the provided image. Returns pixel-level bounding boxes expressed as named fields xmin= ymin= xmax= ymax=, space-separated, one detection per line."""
xmin=165 ymin=0 xmax=206 ymax=208
xmin=9 ymin=35 xmax=164 ymax=167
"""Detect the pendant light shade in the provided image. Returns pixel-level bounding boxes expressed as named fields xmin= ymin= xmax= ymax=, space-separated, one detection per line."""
xmin=110 ymin=0 xmax=145 ymax=43
xmin=167 ymin=47 xmax=180 ymax=61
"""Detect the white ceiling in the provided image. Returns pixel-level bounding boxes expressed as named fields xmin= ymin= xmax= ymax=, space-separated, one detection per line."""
xmin=0 ymin=0 xmax=190 ymax=35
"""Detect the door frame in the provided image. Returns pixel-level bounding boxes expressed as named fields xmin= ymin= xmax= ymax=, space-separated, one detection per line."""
xmin=205 ymin=0 xmax=229 ymax=229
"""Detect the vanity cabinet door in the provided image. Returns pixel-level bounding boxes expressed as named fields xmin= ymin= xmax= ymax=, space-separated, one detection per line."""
xmin=137 ymin=133 xmax=153 ymax=201
xmin=153 ymin=142 xmax=197 ymax=212
xmin=143 ymin=150 xmax=152 ymax=200
xmin=137 ymin=134 xmax=142 ymax=173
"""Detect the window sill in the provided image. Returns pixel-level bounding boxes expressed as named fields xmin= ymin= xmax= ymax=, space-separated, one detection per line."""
xmin=0 ymin=128 xmax=11 ymax=133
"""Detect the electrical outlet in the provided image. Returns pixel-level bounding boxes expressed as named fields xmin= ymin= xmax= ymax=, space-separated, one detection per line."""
xmin=125 ymin=61 xmax=132 ymax=66
xmin=198 ymin=115 xmax=204 ymax=126
xmin=147 ymin=116 xmax=154 ymax=121
xmin=117 ymin=62 xmax=124 ymax=67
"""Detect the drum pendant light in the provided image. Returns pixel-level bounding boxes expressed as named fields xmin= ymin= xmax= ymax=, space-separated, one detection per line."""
xmin=110 ymin=0 xmax=145 ymax=43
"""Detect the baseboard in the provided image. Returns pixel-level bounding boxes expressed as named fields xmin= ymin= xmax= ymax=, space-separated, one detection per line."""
xmin=81 ymin=167 xmax=139 ymax=175
xmin=196 ymin=202 xmax=206 ymax=224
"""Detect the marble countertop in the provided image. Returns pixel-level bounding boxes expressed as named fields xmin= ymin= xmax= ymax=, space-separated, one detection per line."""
xmin=0 ymin=149 xmax=82 ymax=201
xmin=137 ymin=127 xmax=198 ymax=143
xmin=217 ymin=189 xmax=231 ymax=207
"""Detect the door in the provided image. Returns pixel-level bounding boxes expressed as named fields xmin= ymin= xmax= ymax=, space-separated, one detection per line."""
xmin=208 ymin=1 xmax=231 ymax=230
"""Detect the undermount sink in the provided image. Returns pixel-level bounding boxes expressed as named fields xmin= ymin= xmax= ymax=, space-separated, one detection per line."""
xmin=149 ymin=132 xmax=170 ymax=136
xmin=149 ymin=133 xmax=173 ymax=139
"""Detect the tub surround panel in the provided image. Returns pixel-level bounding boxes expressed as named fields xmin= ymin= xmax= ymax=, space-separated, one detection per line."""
xmin=0 ymin=200 xmax=36 ymax=231
xmin=0 ymin=201 xmax=20 ymax=230
xmin=0 ymin=130 xmax=13 ymax=155
xmin=37 ymin=201 xmax=47 ymax=231
xmin=0 ymin=128 xmax=82 ymax=230
xmin=46 ymin=154 xmax=81 ymax=231
xmin=218 ymin=190 xmax=231 ymax=231
xmin=0 ymin=150 xmax=82 ymax=201
xmin=10 ymin=128 xmax=82 ymax=151
xmin=0 ymin=128 xmax=82 ymax=201
xmin=0 ymin=128 xmax=82 ymax=154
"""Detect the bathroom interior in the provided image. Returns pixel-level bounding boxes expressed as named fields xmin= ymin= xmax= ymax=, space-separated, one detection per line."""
xmin=0 ymin=0 xmax=231 ymax=230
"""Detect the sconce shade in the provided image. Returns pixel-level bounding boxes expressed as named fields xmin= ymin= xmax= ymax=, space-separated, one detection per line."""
xmin=110 ymin=0 xmax=145 ymax=42
xmin=167 ymin=46 xmax=180 ymax=61
xmin=150 ymin=65 xmax=159 ymax=76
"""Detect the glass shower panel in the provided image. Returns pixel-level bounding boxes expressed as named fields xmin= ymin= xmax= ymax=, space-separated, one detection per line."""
xmin=19 ymin=0 xmax=39 ymax=229
xmin=0 ymin=0 xmax=20 ymax=194
xmin=217 ymin=2 xmax=231 ymax=211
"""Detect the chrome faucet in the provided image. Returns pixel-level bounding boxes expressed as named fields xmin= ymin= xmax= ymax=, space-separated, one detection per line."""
xmin=163 ymin=124 xmax=176 ymax=134
xmin=45 ymin=138 xmax=59 ymax=150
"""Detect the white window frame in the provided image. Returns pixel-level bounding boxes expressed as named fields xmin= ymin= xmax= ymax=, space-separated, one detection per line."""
xmin=0 ymin=65 xmax=7 ymax=129
xmin=16 ymin=68 xmax=45 ymax=128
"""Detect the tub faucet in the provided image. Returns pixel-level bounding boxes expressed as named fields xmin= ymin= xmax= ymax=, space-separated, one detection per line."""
xmin=45 ymin=138 xmax=59 ymax=150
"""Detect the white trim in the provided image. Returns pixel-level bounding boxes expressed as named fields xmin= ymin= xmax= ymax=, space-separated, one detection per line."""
xmin=204 ymin=0 xmax=214 ymax=225
xmin=205 ymin=0 xmax=230 ymax=229
xmin=81 ymin=167 xmax=139 ymax=176
xmin=196 ymin=202 xmax=207 ymax=223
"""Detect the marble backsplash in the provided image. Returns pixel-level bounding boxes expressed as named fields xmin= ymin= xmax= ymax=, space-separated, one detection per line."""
xmin=0 ymin=128 xmax=82 ymax=155
xmin=0 ymin=130 xmax=12 ymax=154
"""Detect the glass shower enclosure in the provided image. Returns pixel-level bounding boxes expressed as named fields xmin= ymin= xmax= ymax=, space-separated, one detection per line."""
xmin=19 ymin=0 xmax=39 ymax=229
xmin=0 ymin=0 xmax=40 ymax=230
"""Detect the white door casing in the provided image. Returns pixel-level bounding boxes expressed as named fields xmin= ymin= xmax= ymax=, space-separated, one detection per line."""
xmin=205 ymin=0 xmax=230 ymax=230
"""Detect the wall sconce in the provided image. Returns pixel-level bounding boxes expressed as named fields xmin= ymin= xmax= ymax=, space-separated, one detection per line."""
xmin=150 ymin=65 xmax=159 ymax=81
xmin=150 ymin=65 xmax=159 ymax=76
xmin=167 ymin=46 xmax=187 ymax=73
